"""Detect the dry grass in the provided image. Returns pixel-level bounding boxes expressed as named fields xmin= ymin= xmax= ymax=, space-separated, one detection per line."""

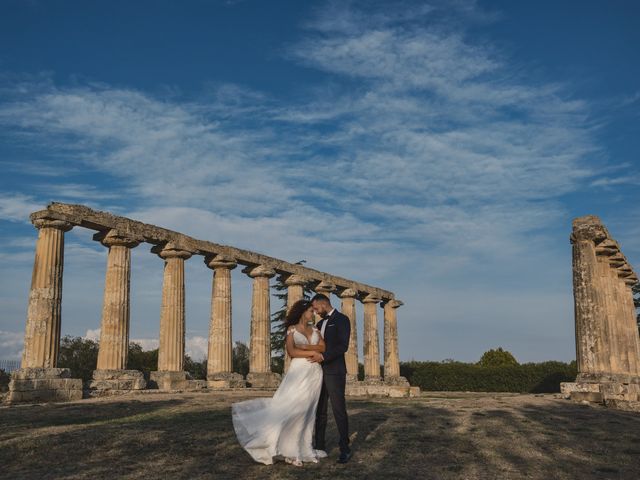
xmin=2 ymin=391 xmax=639 ymax=479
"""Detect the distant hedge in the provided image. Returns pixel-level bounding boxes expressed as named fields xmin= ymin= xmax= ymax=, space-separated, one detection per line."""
xmin=400 ymin=360 xmax=577 ymax=393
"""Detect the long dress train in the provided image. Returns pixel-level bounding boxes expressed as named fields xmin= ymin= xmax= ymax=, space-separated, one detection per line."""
xmin=232 ymin=328 xmax=325 ymax=465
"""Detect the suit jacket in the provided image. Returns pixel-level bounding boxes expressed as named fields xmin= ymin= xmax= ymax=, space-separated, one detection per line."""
xmin=317 ymin=309 xmax=351 ymax=376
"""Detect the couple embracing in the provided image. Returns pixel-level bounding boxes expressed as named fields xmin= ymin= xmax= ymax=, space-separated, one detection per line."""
xmin=231 ymin=294 xmax=353 ymax=466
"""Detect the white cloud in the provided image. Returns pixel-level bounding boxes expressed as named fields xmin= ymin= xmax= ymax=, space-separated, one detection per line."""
xmin=0 ymin=330 xmax=24 ymax=360
xmin=0 ymin=1 xmax=627 ymax=362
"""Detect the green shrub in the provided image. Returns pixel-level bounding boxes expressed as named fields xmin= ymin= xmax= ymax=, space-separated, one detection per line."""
xmin=477 ymin=348 xmax=518 ymax=367
xmin=0 ymin=369 xmax=10 ymax=392
xmin=400 ymin=359 xmax=576 ymax=393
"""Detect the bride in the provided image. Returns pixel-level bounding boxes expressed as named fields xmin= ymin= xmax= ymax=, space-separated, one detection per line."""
xmin=232 ymin=299 xmax=327 ymax=466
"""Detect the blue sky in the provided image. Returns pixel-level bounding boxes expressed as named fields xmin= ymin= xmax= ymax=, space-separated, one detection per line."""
xmin=0 ymin=0 xmax=638 ymax=363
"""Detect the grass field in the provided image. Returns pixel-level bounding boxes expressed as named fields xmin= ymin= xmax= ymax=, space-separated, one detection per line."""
xmin=2 ymin=391 xmax=639 ymax=479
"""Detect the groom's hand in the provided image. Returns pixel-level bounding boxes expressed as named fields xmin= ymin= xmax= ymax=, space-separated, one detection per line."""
xmin=307 ymin=352 xmax=324 ymax=363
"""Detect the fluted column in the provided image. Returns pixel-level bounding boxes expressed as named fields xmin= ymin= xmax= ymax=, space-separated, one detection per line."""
xmin=363 ymin=293 xmax=382 ymax=383
xmin=615 ymin=266 xmax=640 ymax=376
xmin=284 ymin=274 xmax=307 ymax=373
xmin=205 ymin=254 xmax=244 ymax=387
xmin=153 ymin=242 xmax=192 ymax=372
xmin=340 ymin=288 xmax=358 ymax=382
xmin=245 ymin=265 xmax=280 ymax=387
xmin=94 ymin=230 xmax=140 ymax=370
xmin=571 ymin=218 xmax=611 ymax=380
xmin=22 ymin=218 xmax=73 ymax=369
xmin=383 ymin=299 xmax=409 ymax=385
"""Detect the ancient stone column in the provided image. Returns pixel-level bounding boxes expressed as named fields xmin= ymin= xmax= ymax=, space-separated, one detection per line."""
xmin=245 ymin=264 xmax=280 ymax=388
xmin=88 ymin=229 xmax=146 ymax=395
xmin=150 ymin=242 xmax=192 ymax=390
xmin=94 ymin=230 xmax=140 ymax=370
xmin=10 ymin=217 xmax=83 ymax=404
xmin=283 ymin=274 xmax=308 ymax=373
xmin=615 ymin=266 xmax=640 ymax=376
xmin=571 ymin=217 xmax=611 ymax=381
xmin=205 ymin=254 xmax=244 ymax=388
xmin=362 ymin=293 xmax=382 ymax=383
xmin=383 ymin=299 xmax=409 ymax=385
xmin=21 ymin=218 xmax=73 ymax=369
xmin=340 ymin=288 xmax=359 ymax=383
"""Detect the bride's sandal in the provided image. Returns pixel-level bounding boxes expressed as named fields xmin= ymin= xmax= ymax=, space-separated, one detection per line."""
xmin=285 ymin=458 xmax=303 ymax=467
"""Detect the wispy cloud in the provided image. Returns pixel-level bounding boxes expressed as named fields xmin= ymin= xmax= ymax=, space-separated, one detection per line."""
xmin=0 ymin=0 xmax=624 ymax=361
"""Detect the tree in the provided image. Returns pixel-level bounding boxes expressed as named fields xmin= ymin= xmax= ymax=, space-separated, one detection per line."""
xmin=184 ymin=355 xmax=207 ymax=380
xmin=477 ymin=347 xmax=519 ymax=367
xmin=233 ymin=341 xmax=250 ymax=377
xmin=127 ymin=343 xmax=158 ymax=378
xmin=57 ymin=335 xmax=99 ymax=382
xmin=270 ymin=261 xmax=312 ymax=374
xmin=0 ymin=369 xmax=10 ymax=392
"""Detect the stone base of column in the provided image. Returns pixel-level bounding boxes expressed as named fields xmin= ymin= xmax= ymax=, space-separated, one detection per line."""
xmin=362 ymin=375 xmax=384 ymax=385
xmin=87 ymin=370 xmax=147 ymax=397
xmin=346 ymin=374 xmax=359 ymax=384
xmin=149 ymin=371 xmax=190 ymax=390
xmin=246 ymin=372 xmax=281 ymax=389
xmin=346 ymin=382 xmax=420 ymax=398
xmin=576 ymin=372 xmax=640 ymax=384
xmin=384 ymin=375 xmax=410 ymax=386
xmin=7 ymin=368 xmax=83 ymax=404
xmin=207 ymin=372 xmax=247 ymax=389
xmin=561 ymin=380 xmax=640 ymax=408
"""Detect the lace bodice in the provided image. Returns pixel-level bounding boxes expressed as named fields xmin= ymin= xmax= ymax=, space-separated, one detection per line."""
xmin=288 ymin=327 xmax=320 ymax=346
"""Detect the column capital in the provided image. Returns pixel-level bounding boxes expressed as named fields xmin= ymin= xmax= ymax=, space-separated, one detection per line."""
xmin=315 ymin=280 xmax=336 ymax=294
xmin=245 ymin=264 xmax=276 ymax=278
xmin=32 ymin=218 xmax=73 ymax=232
xmin=93 ymin=229 xmax=141 ymax=248
xmin=205 ymin=253 xmax=237 ymax=271
xmin=595 ymin=239 xmax=619 ymax=257
xmin=383 ymin=299 xmax=404 ymax=309
xmin=362 ymin=293 xmax=381 ymax=304
xmin=339 ymin=288 xmax=358 ymax=298
xmin=151 ymin=241 xmax=193 ymax=260
xmin=284 ymin=274 xmax=308 ymax=287
xmin=571 ymin=216 xmax=608 ymax=244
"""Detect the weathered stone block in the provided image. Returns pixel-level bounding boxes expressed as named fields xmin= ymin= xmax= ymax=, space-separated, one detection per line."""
xmin=246 ymin=372 xmax=281 ymax=389
xmin=149 ymin=371 xmax=189 ymax=390
xmin=207 ymin=372 xmax=246 ymax=389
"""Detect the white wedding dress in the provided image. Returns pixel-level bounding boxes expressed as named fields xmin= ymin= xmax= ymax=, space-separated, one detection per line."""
xmin=232 ymin=327 xmax=326 ymax=465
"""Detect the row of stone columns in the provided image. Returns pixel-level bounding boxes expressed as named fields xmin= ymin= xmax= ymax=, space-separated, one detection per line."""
xmin=20 ymin=217 xmax=406 ymax=391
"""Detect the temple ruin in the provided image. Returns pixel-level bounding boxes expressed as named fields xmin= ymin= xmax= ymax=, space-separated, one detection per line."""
xmin=8 ymin=202 xmax=418 ymax=404
xmin=562 ymin=215 xmax=640 ymax=409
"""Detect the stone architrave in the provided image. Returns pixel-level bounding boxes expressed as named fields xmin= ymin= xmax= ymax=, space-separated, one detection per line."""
xmin=383 ymin=299 xmax=409 ymax=386
xmin=283 ymin=274 xmax=308 ymax=373
xmin=362 ymin=293 xmax=382 ymax=384
xmin=205 ymin=254 xmax=245 ymax=388
xmin=340 ymin=288 xmax=359 ymax=383
xmin=21 ymin=218 xmax=73 ymax=369
xmin=245 ymin=265 xmax=281 ymax=388
xmin=150 ymin=242 xmax=192 ymax=390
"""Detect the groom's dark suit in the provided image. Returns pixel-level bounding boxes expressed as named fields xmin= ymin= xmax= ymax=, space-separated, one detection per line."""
xmin=315 ymin=308 xmax=351 ymax=455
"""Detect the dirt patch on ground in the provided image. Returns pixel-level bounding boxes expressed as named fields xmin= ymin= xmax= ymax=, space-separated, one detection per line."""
xmin=1 ymin=391 xmax=639 ymax=479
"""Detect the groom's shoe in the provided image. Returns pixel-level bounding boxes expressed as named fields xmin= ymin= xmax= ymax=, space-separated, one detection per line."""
xmin=337 ymin=450 xmax=352 ymax=464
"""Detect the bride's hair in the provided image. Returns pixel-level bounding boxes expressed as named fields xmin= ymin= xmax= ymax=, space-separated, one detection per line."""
xmin=284 ymin=299 xmax=312 ymax=329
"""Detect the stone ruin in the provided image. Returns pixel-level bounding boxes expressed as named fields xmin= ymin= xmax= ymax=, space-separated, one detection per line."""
xmin=7 ymin=202 xmax=419 ymax=404
xmin=562 ymin=215 xmax=640 ymax=410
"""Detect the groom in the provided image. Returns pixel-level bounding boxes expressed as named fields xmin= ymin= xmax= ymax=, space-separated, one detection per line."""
xmin=308 ymin=293 xmax=352 ymax=464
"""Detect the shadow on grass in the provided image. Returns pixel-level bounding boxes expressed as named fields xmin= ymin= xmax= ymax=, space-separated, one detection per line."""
xmin=2 ymin=396 xmax=640 ymax=479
